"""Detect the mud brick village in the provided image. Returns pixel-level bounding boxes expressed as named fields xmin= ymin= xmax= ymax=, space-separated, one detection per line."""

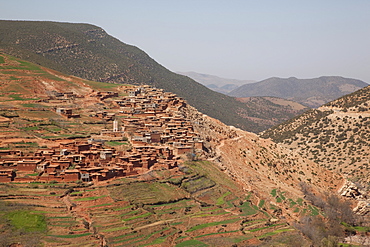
xmin=0 ymin=85 xmax=204 ymax=183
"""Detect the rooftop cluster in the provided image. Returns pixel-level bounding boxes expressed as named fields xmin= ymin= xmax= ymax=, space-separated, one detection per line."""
xmin=0 ymin=85 xmax=204 ymax=183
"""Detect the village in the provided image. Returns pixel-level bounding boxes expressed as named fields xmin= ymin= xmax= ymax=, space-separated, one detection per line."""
xmin=0 ymin=85 xmax=204 ymax=183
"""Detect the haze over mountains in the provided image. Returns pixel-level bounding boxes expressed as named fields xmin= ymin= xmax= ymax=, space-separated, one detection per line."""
xmin=177 ymin=71 xmax=255 ymax=94
xmin=228 ymin=76 xmax=368 ymax=108
xmin=178 ymin=71 xmax=368 ymax=110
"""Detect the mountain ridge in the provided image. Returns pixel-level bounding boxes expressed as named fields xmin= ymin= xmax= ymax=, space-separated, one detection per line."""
xmin=228 ymin=76 xmax=368 ymax=108
xmin=0 ymin=20 xmax=260 ymax=132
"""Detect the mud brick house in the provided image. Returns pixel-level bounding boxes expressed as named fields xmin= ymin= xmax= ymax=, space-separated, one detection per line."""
xmin=100 ymin=150 xmax=113 ymax=160
xmin=0 ymin=150 xmax=23 ymax=157
xmin=173 ymin=146 xmax=193 ymax=156
xmin=50 ymin=160 xmax=71 ymax=171
xmin=76 ymin=143 xmax=90 ymax=152
xmin=36 ymin=162 xmax=49 ymax=173
xmin=63 ymin=169 xmax=80 ymax=182
xmin=34 ymin=149 xmax=55 ymax=158
xmin=0 ymin=169 xmax=15 ymax=182
xmin=90 ymin=91 xmax=119 ymax=101
xmin=46 ymin=164 xmax=60 ymax=174
xmin=16 ymin=160 xmax=42 ymax=171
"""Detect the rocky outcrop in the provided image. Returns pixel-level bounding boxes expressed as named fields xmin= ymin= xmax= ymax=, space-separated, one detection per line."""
xmin=353 ymin=200 xmax=370 ymax=216
xmin=339 ymin=180 xmax=367 ymax=200
xmin=339 ymin=180 xmax=369 ymax=215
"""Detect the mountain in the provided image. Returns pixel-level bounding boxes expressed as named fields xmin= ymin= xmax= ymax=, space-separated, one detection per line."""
xmin=260 ymin=84 xmax=370 ymax=187
xmin=0 ymin=20 xmax=258 ymax=132
xmin=1 ymin=53 xmax=367 ymax=246
xmin=228 ymin=76 xmax=368 ymax=108
xmin=177 ymin=72 xmax=310 ymax=130
xmin=177 ymin=71 xmax=255 ymax=94
xmin=235 ymin=96 xmax=310 ymax=130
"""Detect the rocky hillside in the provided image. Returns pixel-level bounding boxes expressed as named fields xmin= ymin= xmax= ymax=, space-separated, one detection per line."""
xmin=235 ymin=97 xmax=309 ymax=131
xmin=228 ymin=76 xmax=368 ymax=108
xmin=261 ymin=85 xmax=370 ymax=187
xmin=180 ymin=104 xmax=343 ymax=200
xmin=0 ymin=20 xmax=267 ymax=133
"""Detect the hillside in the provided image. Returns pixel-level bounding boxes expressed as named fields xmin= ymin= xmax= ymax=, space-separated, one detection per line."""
xmin=235 ymin=97 xmax=309 ymax=130
xmin=261 ymin=84 xmax=370 ymax=187
xmin=177 ymin=71 xmax=255 ymax=94
xmin=0 ymin=20 xmax=266 ymax=133
xmin=228 ymin=76 xmax=368 ymax=108
xmin=1 ymin=54 xmax=368 ymax=246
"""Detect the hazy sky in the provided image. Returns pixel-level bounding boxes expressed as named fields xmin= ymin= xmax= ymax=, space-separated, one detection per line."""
xmin=2 ymin=0 xmax=370 ymax=82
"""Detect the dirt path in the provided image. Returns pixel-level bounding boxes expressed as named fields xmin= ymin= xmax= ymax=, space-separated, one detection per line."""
xmin=208 ymin=134 xmax=244 ymax=162
xmin=133 ymin=218 xmax=177 ymax=231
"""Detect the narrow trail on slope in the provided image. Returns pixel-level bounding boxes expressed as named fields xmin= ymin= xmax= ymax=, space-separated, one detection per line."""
xmin=208 ymin=133 xmax=253 ymax=191
xmin=208 ymin=135 xmax=244 ymax=162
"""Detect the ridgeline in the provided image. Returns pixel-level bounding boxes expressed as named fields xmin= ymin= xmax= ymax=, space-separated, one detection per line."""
xmin=0 ymin=20 xmax=263 ymax=132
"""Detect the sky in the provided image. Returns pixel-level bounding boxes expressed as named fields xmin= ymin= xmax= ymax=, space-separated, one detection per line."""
xmin=1 ymin=0 xmax=370 ymax=82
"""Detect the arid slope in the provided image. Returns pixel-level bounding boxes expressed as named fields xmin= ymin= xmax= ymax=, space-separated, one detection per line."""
xmin=261 ymin=85 xmax=370 ymax=186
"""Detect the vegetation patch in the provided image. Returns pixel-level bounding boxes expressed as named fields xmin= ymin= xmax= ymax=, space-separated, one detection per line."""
xmin=249 ymin=223 xmax=286 ymax=232
xmin=109 ymin=181 xmax=188 ymax=204
xmin=239 ymin=201 xmax=258 ymax=216
xmin=48 ymin=233 xmax=92 ymax=238
xmin=176 ymin=239 xmax=209 ymax=247
xmin=257 ymin=228 xmax=294 ymax=239
xmin=88 ymin=203 xmax=113 ymax=208
xmin=181 ymin=176 xmax=216 ymax=194
xmin=216 ymin=191 xmax=231 ymax=206
xmin=186 ymin=218 xmax=239 ymax=232
xmin=6 ymin=210 xmax=47 ymax=233
xmin=8 ymin=94 xmax=39 ymax=101
xmin=101 ymin=225 xmax=129 ymax=233
xmin=106 ymin=141 xmax=127 ymax=146
xmin=258 ymin=199 xmax=265 ymax=208
xmin=83 ymin=80 xmax=122 ymax=90
xmin=74 ymin=195 xmax=107 ymax=201
xmin=270 ymin=188 xmax=277 ymax=197
xmin=195 ymin=230 xmax=239 ymax=239
xmin=122 ymin=212 xmax=152 ymax=222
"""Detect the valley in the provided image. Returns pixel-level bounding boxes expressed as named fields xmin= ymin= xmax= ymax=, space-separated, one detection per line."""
xmin=0 ymin=23 xmax=369 ymax=246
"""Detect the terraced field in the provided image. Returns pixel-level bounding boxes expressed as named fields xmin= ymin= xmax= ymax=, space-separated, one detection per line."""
xmin=0 ymin=161 xmax=327 ymax=246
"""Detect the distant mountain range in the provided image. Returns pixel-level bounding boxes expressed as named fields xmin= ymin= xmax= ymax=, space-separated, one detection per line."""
xmin=228 ymin=76 xmax=368 ymax=108
xmin=177 ymin=71 xmax=255 ymax=94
